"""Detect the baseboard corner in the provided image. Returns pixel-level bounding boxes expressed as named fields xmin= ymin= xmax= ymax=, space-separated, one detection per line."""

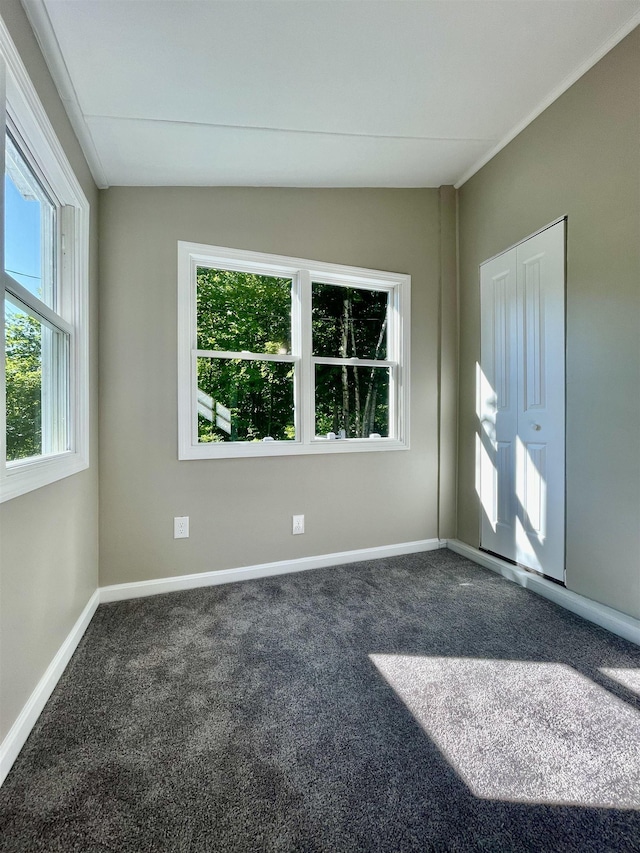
xmin=0 ymin=588 xmax=100 ymax=787
xmin=446 ymin=539 xmax=640 ymax=647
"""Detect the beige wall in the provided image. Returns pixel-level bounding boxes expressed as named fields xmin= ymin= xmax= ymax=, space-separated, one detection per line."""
xmin=98 ymin=187 xmax=450 ymax=586
xmin=457 ymin=29 xmax=640 ymax=617
xmin=0 ymin=0 xmax=99 ymax=740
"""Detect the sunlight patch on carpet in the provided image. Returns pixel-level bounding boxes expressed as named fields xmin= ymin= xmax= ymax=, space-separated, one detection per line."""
xmin=369 ymin=654 xmax=640 ymax=809
xmin=600 ymin=667 xmax=640 ymax=699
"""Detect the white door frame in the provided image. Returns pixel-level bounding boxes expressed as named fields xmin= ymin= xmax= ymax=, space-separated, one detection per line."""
xmin=478 ymin=217 xmax=566 ymax=583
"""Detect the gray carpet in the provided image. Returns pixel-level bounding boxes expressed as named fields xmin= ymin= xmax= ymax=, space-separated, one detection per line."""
xmin=1 ymin=549 xmax=640 ymax=852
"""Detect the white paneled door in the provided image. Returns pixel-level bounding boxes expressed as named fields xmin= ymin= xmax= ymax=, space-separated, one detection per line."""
xmin=479 ymin=221 xmax=565 ymax=582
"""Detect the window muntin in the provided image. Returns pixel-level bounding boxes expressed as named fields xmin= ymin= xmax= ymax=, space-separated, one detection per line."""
xmin=195 ymin=266 xmax=297 ymax=443
xmin=178 ymin=243 xmax=410 ymax=458
xmin=311 ymin=281 xmax=393 ymax=440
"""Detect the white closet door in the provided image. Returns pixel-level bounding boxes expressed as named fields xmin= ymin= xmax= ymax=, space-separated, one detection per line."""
xmin=479 ymin=248 xmax=519 ymax=563
xmin=480 ymin=221 xmax=565 ymax=581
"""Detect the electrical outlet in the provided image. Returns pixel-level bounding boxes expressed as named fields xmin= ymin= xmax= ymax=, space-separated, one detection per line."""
xmin=292 ymin=514 xmax=304 ymax=535
xmin=174 ymin=516 xmax=189 ymax=538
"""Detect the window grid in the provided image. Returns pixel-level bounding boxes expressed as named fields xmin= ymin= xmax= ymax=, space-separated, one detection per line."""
xmin=178 ymin=243 xmax=410 ymax=459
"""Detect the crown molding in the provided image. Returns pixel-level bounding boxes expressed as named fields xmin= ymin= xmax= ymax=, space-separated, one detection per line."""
xmin=455 ymin=11 xmax=640 ymax=189
xmin=20 ymin=0 xmax=109 ymax=188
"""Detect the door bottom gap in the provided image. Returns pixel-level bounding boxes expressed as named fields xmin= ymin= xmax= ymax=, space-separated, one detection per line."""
xmin=478 ymin=547 xmax=566 ymax=587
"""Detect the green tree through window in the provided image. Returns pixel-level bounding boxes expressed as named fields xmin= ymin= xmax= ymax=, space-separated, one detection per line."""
xmin=4 ymin=306 xmax=42 ymax=460
xmin=196 ymin=268 xmax=294 ymax=442
xmin=178 ymin=242 xmax=409 ymax=459
xmin=312 ymin=283 xmax=389 ymax=438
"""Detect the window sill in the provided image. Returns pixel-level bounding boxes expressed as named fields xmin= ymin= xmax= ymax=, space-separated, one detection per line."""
xmin=0 ymin=451 xmax=89 ymax=502
xmin=178 ymin=437 xmax=409 ymax=460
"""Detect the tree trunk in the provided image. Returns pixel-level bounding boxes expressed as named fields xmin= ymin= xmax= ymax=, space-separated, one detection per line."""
xmin=362 ymin=314 xmax=387 ymax=436
xmin=340 ymin=295 xmax=350 ymax=432
xmin=348 ymin=302 xmax=361 ymax=436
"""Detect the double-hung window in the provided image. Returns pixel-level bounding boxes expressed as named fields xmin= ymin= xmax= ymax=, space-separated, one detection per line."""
xmin=178 ymin=243 xmax=410 ymax=458
xmin=0 ymin=24 xmax=89 ymax=501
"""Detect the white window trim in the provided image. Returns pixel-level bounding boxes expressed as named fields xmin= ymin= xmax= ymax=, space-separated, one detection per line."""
xmin=0 ymin=18 xmax=89 ymax=502
xmin=178 ymin=242 xmax=410 ymax=459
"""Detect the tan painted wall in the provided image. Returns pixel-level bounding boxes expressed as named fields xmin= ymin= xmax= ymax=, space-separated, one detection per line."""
xmin=98 ymin=187 xmax=448 ymax=586
xmin=457 ymin=29 xmax=640 ymax=617
xmin=0 ymin=0 xmax=99 ymax=740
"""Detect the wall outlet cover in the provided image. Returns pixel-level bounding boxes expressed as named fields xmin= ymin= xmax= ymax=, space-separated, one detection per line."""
xmin=174 ymin=516 xmax=189 ymax=538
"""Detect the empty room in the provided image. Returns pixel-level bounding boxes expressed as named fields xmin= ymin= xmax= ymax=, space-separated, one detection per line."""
xmin=1 ymin=1 xmax=639 ymax=850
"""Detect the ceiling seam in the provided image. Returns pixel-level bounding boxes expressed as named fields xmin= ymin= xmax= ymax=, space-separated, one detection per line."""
xmin=82 ymin=114 xmax=496 ymax=145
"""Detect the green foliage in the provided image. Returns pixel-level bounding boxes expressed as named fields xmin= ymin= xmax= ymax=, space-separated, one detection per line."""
xmin=312 ymin=283 xmax=387 ymax=360
xmin=197 ymin=268 xmax=294 ymax=442
xmin=313 ymin=284 xmax=389 ymax=438
xmin=197 ymin=357 xmax=294 ymax=443
xmin=195 ymin=268 xmax=390 ymax=443
xmin=197 ymin=268 xmax=290 ymax=353
xmin=5 ymin=311 xmax=42 ymax=460
xmin=314 ymin=365 xmax=389 ymax=438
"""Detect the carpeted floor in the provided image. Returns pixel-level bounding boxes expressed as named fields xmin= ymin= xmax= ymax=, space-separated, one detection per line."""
xmin=1 ymin=549 xmax=640 ymax=852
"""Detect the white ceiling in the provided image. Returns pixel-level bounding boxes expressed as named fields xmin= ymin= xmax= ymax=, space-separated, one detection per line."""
xmin=23 ymin=0 xmax=640 ymax=188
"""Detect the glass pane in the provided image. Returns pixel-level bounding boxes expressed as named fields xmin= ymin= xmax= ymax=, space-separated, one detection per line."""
xmin=312 ymin=283 xmax=388 ymax=359
xmin=197 ymin=267 xmax=292 ymax=354
xmin=315 ymin=364 xmax=390 ymax=438
xmin=197 ymin=357 xmax=295 ymax=443
xmin=5 ymin=133 xmax=56 ymax=307
xmin=5 ymin=296 xmax=69 ymax=461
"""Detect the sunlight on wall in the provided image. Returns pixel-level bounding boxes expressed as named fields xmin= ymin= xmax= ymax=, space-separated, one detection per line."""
xmin=476 ymin=362 xmax=498 ymax=531
xmin=370 ymin=653 xmax=640 ymax=809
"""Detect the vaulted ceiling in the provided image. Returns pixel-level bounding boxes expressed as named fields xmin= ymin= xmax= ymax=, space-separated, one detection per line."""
xmin=23 ymin=0 xmax=640 ymax=188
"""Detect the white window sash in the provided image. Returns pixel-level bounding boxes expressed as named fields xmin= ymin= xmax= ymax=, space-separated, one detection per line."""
xmin=196 ymin=350 xmax=298 ymax=363
xmin=0 ymin=18 xmax=90 ymax=503
xmin=178 ymin=241 xmax=410 ymax=459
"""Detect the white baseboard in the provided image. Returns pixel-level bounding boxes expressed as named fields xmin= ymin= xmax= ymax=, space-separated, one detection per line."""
xmin=100 ymin=538 xmax=445 ymax=603
xmin=2 ymin=537 xmax=636 ymax=790
xmin=0 ymin=589 xmax=100 ymax=787
xmin=1 ymin=539 xmax=442 ymax=786
xmin=446 ymin=539 xmax=640 ymax=647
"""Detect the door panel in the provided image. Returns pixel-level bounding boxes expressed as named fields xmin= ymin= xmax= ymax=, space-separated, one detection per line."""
xmin=515 ymin=222 xmax=565 ymax=579
xmin=496 ymin=441 xmax=514 ymax=526
xmin=480 ymin=221 xmax=565 ymax=581
xmin=522 ymin=254 xmax=546 ymax=411
xmin=479 ymin=249 xmax=518 ymax=561
xmin=522 ymin=441 xmax=546 ymax=536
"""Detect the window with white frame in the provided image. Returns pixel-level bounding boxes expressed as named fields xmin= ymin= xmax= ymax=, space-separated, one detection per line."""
xmin=0 ymin=23 xmax=89 ymax=502
xmin=178 ymin=242 xmax=410 ymax=458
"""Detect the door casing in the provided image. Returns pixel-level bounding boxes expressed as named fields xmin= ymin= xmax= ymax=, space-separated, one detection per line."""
xmin=478 ymin=219 xmax=566 ymax=582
